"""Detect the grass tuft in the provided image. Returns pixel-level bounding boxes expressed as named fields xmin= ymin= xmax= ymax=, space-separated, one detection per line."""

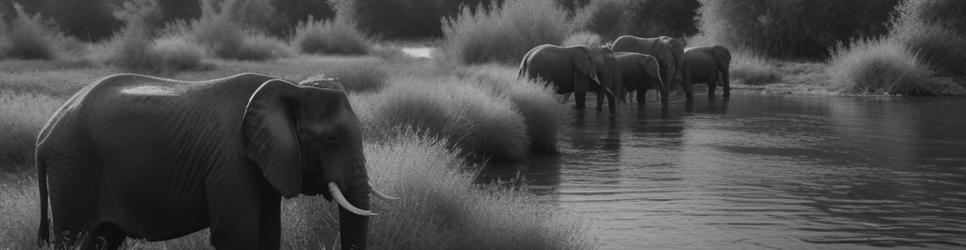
xmin=0 ymin=92 xmax=63 ymax=170
xmin=366 ymin=77 xmax=530 ymax=161
xmin=293 ymin=19 xmax=370 ymax=55
xmin=827 ymin=38 xmax=944 ymax=96
xmin=730 ymin=50 xmax=783 ymax=85
xmin=562 ymin=32 xmax=603 ymax=47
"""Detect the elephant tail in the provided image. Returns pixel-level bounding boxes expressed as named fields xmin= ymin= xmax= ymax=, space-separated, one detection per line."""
xmin=36 ymin=155 xmax=50 ymax=246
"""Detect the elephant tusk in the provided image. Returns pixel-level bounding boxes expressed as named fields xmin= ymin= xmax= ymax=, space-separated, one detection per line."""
xmin=329 ymin=182 xmax=377 ymax=216
xmin=369 ymin=182 xmax=399 ymax=200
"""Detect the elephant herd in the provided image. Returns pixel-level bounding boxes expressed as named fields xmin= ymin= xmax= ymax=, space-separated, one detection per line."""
xmin=519 ymin=35 xmax=732 ymax=112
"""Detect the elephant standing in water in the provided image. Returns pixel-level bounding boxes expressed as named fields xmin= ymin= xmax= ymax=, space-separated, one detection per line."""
xmin=602 ymin=52 xmax=666 ymax=108
xmin=684 ymin=45 xmax=732 ymax=97
xmin=35 ymin=73 xmax=395 ymax=250
xmin=519 ymin=44 xmax=625 ymax=113
xmin=611 ymin=35 xmax=692 ymax=103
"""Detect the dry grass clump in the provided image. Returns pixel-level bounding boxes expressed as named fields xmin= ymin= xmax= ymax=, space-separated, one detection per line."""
xmin=562 ymin=32 xmax=602 ymax=47
xmin=441 ymin=0 xmax=572 ymax=65
xmin=730 ymin=50 xmax=783 ymax=85
xmin=827 ymin=38 xmax=937 ymax=95
xmin=0 ymin=92 xmax=63 ymax=170
xmin=293 ymin=19 xmax=370 ymax=55
xmin=456 ymin=64 xmax=567 ymax=153
xmin=366 ymin=77 xmax=529 ymax=161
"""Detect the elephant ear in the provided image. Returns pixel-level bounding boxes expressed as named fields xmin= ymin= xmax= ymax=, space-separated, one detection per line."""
xmin=243 ymin=79 xmax=303 ymax=198
xmin=572 ymin=47 xmax=594 ymax=79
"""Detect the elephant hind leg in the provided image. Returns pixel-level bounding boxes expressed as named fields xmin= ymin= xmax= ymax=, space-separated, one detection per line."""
xmin=78 ymin=223 xmax=127 ymax=250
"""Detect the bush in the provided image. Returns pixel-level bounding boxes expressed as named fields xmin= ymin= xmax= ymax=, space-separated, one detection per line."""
xmin=104 ymin=27 xmax=159 ymax=71
xmin=233 ymin=33 xmax=290 ymax=61
xmin=317 ymin=58 xmax=387 ymax=92
xmin=151 ymin=35 xmax=206 ymax=72
xmin=0 ymin=132 xmax=593 ymax=249
xmin=730 ymin=50 xmax=783 ymax=85
xmin=0 ymin=91 xmax=63 ymax=169
xmin=335 ymin=0 xmax=499 ymax=39
xmin=441 ymin=0 xmax=572 ymax=65
xmin=891 ymin=0 xmax=966 ymax=76
xmin=293 ymin=18 xmax=370 ymax=55
xmin=2 ymin=4 xmax=61 ymax=60
xmin=827 ymin=38 xmax=937 ymax=95
xmin=573 ymin=0 xmax=700 ymax=41
xmin=697 ymin=0 xmax=901 ymax=60
xmin=367 ymin=77 xmax=529 ymax=161
xmin=457 ymin=65 xmax=567 ymax=153
xmin=562 ymin=31 xmax=602 ymax=47
xmin=190 ymin=2 xmax=288 ymax=61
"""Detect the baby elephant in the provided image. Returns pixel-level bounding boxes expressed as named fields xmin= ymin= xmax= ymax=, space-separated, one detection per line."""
xmin=684 ymin=45 xmax=731 ymax=97
xmin=603 ymin=52 xmax=666 ymax=108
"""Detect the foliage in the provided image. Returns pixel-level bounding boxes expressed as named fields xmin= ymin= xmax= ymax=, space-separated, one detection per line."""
xmin=1 ymin=4 xmax=64 ymax=60
xmin=0 ymin=0 xmax=120 ymax=42
xmin=828 ymin=38 xmax=935 ymax=95
xmin=334 ymin=0 xmax=498 ymax=39
xmin=562 ymin=31 xmax=602 ymax=47
xmin=573 ymin=0 xmax=700 ymax=41
xmin=441 ymin=0 xmax=572 ymax=65
xmin=293 ymin=18 xmax=370 ymax=55
xmin=697 ymin=0 xmax=901 ymax=60
xmin=151 ymin=35 xmax=207 ymax=72
xmin=730 ymin=50 xmax=783 ymax=85
xmin=190 ymin=0 xmax=288 ymax=61
xmin=891 ymin=0 xmax=966 ymax=76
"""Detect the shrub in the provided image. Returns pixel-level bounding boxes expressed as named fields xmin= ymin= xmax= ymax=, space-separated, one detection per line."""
xmin=293 ymin=18 xmax=370 ymax=55
xmin=191 ymin=14 xmax=245 ymax=59
xmin=457 ymin=65 xmax=567 ymax=153
xmin=2 ymin=4 xmax=60 ymax=60
xmin=335 ymin=0 xmax=500 ymax=39
xmin=368 ymin=77 xmax=529 ymax=161
xmin=104 ymin=27 xmax=159 ymax=71
xmin=891 ymin=0 xmax=966 ymax=76
xmin=151 ymin=35 xmax=206 ymax=72
xmin=562 ymin=31 xmax=602 ymax=47
xmin=316 ymin=58 xmax=387 ymax=92
xmin=190 ymin=0 xmax=289 ymax=61
xmin=827 ymin=38 xmax=937 ymax=95
xmin=573 ymin=0 xmax=700 ymax=41
xmin=0 ymin=91 xmax=63 ymax=169
xmin=0 ymin=132 xmax=594 ymax=249
xmin=697 ymin=0 xmax=901 ymax=59
xmin=441 ymin=0 xmax=572 ymax=65
xmin=233 ymin=33 xmax=291 ymax=61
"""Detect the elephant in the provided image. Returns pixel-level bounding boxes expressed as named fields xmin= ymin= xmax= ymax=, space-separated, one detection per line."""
xmin=519 ymin=44 xmax=625 ymax=113
xmin=35 ymin=73 xmax=396 ymax=250
xmin=605 ymin=52 xmax=667 ymax=108
xmin=611 ymin=35 xmax=692 ymax=103
xmin=684 ymin=45 xmax=732 ymax=97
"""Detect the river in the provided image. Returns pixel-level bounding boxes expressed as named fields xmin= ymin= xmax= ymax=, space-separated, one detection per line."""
xmin=485 ymin=93 xmax=966 ymax=249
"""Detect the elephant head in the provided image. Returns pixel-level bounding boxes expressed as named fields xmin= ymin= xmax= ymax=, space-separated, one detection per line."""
xmin=574 ymin=45 xmax=625 ymax=104
xmin=242 ymin=80 xmax=377 ymax=249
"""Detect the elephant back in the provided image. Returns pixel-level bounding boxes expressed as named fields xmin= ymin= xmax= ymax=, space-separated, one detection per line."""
xmin=522 ymin=45 xmax=578 ymax=94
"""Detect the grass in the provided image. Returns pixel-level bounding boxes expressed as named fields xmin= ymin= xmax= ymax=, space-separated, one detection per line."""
xmin=440 ymin=0 xmax=572 ymax=65
xmin=1 ymin=4 xmax=65 ymax=60
xmin=456 ymin=64 xmax=567 ymax=153
xmin=562 ymin=32 xmax=603 ymax=47
xmin=293 ymin=18 xmax=370 ymax=55
xmin=730 ymin=50 xmax=782 ymax=85
xmin=363 ymin=76 xmax=530 ymax=161
xmin=0 ymin=92 xmax=63 ymax=171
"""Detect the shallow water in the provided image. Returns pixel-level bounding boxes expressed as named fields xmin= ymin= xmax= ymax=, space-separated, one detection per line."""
xmin=486 ymin=93 xmax=966 ymax=249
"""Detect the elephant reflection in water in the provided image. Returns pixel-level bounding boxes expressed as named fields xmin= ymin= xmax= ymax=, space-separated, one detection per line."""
xmin=35 ymin=73 xmax=396 ymax=250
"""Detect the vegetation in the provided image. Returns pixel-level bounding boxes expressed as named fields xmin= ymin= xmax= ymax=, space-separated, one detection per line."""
xmin=0 ymin=91 xmax=61 ymax=169
xmin=828 ymin=38 xmax=932 ymax=95
xmin=293 ymin=18 xmax=370 ymax=55
xmin=562 ymin=32 xmax=603 ymax=47
xmin=441 ymin=0 xmax=572 ymax=65
xmin=0 ymin=4 xmax=70 ymax=60
xmin=573 ymin=0 xmax=700 ymax=40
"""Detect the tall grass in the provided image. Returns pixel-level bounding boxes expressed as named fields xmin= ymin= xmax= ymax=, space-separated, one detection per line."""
xmin=292 ymin=18 xmax=370 ymax=55
xmin=0 ymin=132 xmax=593 ymax=249
xmin=562 ymin=32 xmax=602 ymax=47
xmin=441 ymin=0 xmax=572 ymax=65
xmin=365 ymin=77 xmax=530 ymax=161
xmin=456 ymin=65 xmax=567 ymax=153
xmin=827 ymin=38 xmax=934 ymax=95
xmin=0 ymin=92 xmax=63 ymax=170
xmin=730 ymin=50 xmax=783 ymax=85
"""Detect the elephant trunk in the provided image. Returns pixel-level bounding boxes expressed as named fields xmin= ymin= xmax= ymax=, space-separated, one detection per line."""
xmin=336 ymin=174 xmax=371 ymax=250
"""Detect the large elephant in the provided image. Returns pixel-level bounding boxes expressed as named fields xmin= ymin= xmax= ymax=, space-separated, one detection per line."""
xmin=606 ymin=52 xmax=666 ymax=108
xmin=519 ymin=44 xmax=625 ymax=113
xmin=684 ymin=45 xmax=732 ymax=97
xmin=611 ymin=35 xmax=692 ymax=103
xmin=35 ymin=73 xmax=395 ymax=250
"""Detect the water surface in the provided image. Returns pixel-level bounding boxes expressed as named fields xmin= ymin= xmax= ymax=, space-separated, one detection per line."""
xmin=487 ymin=93 xmax=966 ymax=249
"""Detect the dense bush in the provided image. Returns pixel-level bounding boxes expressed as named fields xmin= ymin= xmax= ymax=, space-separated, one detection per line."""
xmin=457 ymin=65 xmax=567 ymax=153
xmin=441 ymin=0 xmax=572 ymax=65
xmin=0 ymin=0 xmax=120 ymax=42
xmin=828 ymin=38 xmax=936 ymax=95
xmin=190 ymin=0 xmax=288 ymax=61
xmin=891 ymin=0 xmax=966 ymax=76
xmin=367 ymin=77 xmax=529 ymax=161
xmin=562 ymin=31 xmax=602 ymax=47
xmin=151 ymin=35 xmax=206 ymax=72
xmin=1 ymin=4 xmax=63 ymax=60
xmin=293 ymin=18 xmax=370 ymax=55
xmin=573 ymin=0 xmax=700 ymax=41
xmin=697 ymin=0 xmax=901 ymax=60
xmin=730 ymin=51 xmax=782 ymax=85
xmin=335 ymin=0 xmax=498 ymax=39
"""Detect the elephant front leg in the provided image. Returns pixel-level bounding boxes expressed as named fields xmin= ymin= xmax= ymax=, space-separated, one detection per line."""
xmin=595 ymin=92 xmax=604 ymax=111
xmin=207 ymin=172 xmax=275 ymax=249
xmin=708 ymin=77 xmax=717 ymax=98
xmin=574 ymin=92 xmax=586 ymax=110
xmin=607 ymin=94 xmax=617 ymax=113
xmin=637 ymin=89 xmax=646 ymax=107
